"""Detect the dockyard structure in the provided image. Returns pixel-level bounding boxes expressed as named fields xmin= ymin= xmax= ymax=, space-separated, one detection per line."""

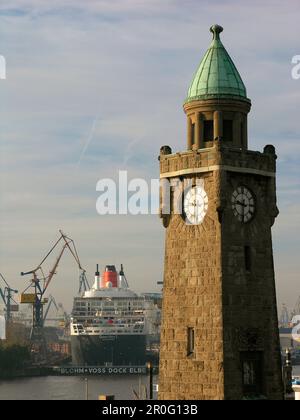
xmin=158 ymin=25 xmax=283 ymax=400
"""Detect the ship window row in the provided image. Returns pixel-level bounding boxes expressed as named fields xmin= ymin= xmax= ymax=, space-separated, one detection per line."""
xmin=73 ymin=307 xmax=146 ymax=313
xmin=73 ymin=318 xmax=144 ymax=325
xmin=82 ymin=330 xmax=143 ymax=335
xmin=73 ymin=310 xmax=145 ymax=317
xmin=81 ymin=306 xmax=145 ymax=311
xmin=74 ymin=297 xmax=148 ymax=302
xmin=74 ymin=298 xmax=145 ymax=303
xmin=85 ymin=327 xmax=144 ymax=332
xmin=73 ymin=325 xmax=144 ymax=333
xmin=73 ymin=314 xmax=140 ymax=319
xmin=74 ymin=301 xmax=145 ymax=309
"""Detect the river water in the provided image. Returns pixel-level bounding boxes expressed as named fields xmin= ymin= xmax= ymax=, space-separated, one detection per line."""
xmin=0 ymin=375 xmax=156 ymax=400
xmin=0 ymin=368 xmax=299 ymax=400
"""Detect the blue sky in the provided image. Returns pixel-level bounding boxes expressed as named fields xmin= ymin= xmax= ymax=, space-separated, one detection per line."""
xmin=0 ymin=0 xmax=299 ymax=311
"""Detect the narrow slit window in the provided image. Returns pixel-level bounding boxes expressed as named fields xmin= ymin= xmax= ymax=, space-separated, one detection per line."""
xmin=240 ymin=122 xmax=244 ymax=146
xmin=203 ymin=120 xmax=213 ymax=142
xmin=191 ymin=123 xmax=195 ymax=145
xmin=187 ymin=327 xmax=195 ymax=356
xmin=223 ymin=120 xmax=233 ymax=142
xmin=241 ymin=352 xmax=263 ymax=397
xmin=244 ymin=246 xmax=251 ymax=272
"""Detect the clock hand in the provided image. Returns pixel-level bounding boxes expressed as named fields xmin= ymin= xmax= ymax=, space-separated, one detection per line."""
xmin=236 ymin=200 xmax=246 ymax=207
xmin=242 ymin=198 xmax=246 ymax=220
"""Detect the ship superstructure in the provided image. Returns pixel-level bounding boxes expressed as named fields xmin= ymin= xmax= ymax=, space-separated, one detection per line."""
xmin=70 ymin=265 xmax=160 ymax=366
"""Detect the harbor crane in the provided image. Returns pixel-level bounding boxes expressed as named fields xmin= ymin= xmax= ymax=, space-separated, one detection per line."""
xmin=291 ymin=296 xmax=300 ymax=320
xmin=43 ymin=295 xmax=69 ymax=328
xmin=279 ymin=304 xmax=291 ymax=327
xmin=43 ymin=294 xmax=59 ymax=324
xmin=0 ymin=273 xmax=18 ymax=322
xmin=20 ymin=230 xmax=85 ymax=356
xmin=57 ymin=302 xmax=70 ymax=327
xmin=78 ymin=270 xmax=90 ymax=294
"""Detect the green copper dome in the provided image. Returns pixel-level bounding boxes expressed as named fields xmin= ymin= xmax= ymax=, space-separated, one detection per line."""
xmin=185 ymin=25 xmax=250 ymax=104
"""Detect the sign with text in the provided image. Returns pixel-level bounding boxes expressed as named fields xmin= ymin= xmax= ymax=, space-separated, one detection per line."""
xmin=58 ymin=366 xmax=147 ymax=376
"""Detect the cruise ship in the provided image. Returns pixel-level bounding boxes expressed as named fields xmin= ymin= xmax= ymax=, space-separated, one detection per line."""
xmin=70 ymin=265 xmax=160 ymax=366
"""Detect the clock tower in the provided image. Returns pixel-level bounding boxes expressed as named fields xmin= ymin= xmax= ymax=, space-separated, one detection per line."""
xmin=158 ymin=25 xmax=283 ymax=400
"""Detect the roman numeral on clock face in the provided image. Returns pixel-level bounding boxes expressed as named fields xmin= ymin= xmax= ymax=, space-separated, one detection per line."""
xmin=183 ymin=186 xmax=208 ymax=225
xmin=231 ymin=186 xmax=255 ymax=223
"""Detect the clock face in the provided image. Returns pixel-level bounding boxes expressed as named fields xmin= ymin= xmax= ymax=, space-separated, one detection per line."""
xmin=231 ymin=186 xmax=255 ymax=223
xmin=183 ymin=186 xmax=208 ymax=225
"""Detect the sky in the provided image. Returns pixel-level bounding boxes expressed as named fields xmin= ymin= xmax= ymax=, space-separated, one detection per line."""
xmin=0 ymin=0 xmax=299 ymax=313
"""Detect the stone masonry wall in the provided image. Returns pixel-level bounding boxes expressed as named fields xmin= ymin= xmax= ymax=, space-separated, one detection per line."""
xmin=159 ymin=168 xmax=225 ymax=400
xmin=159 ymin=143 xmax=283 ymax=400
xmin=221 ymin=170 xmax=283 ymax=399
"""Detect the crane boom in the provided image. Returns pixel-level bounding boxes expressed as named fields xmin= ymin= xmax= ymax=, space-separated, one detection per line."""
xmin=44 ymin=242 xmax=68 ymax=293
xmin=43 ymin=295 xmax=59 ymax=322
xmin=0 ymin=272 xmax=10 ymax=288
xmin=21 ymin=230 xmax=85 ymax=298
xmin=59 ymin=230 xmax=83 ymax=270
xmin=20 ymin=230 xmax=86 ymax=357
xmin=0 ymin=288 xmax=5 ymax=305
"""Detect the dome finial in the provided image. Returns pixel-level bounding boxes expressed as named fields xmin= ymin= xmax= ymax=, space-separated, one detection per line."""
xmin=185 ymin=23 xmax=250 ymax=104
xmin=210 ymin=24 xmax=223 ymax=40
